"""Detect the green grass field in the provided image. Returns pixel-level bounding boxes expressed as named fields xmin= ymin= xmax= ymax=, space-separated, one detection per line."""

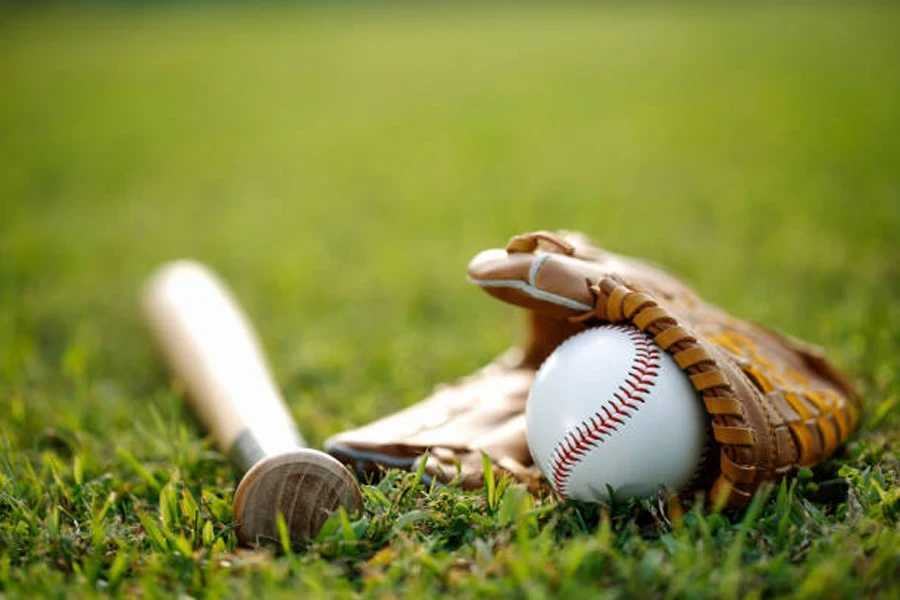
xmin=1 ymin=2 xmax=898 ymax=597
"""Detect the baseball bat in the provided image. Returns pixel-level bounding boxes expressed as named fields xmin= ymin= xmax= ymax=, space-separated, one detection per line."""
xmin=141 ymin=260 xmax=363 ymax=547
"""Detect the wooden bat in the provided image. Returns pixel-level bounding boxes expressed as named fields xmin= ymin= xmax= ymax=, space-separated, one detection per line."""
xmin=142 ymin=260 xmax=363 ymax=547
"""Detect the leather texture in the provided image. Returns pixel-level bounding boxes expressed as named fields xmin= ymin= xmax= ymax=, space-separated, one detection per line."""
xmin=325 ymin=230 xmax=861 ymax=507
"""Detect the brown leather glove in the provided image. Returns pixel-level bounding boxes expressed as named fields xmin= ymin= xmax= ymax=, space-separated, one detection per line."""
xmin=325 ymin=231 xmax=861 ymax=507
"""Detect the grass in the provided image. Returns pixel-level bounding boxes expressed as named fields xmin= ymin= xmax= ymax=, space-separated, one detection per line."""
xmin=1 ymin=1 xmax=899 ymax=597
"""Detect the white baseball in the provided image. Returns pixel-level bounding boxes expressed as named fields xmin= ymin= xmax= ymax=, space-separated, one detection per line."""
xmin=526 ymin=324 xmax=708 ymax=502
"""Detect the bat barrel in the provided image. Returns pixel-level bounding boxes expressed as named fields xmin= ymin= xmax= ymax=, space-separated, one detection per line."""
xmin=142 ymin=260 xmax=306 ymax=474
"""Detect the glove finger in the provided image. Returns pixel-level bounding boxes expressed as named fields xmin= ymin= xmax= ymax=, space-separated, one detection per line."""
xmin=468 ymin=231 xmax=701 ymax=319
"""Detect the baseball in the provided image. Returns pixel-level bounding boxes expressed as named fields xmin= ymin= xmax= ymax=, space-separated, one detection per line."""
xmin=526 ymin=324 xmax=708 ymax=502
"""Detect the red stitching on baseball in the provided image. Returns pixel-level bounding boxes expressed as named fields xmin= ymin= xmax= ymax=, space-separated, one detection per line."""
xmin=548 ymin=327 xmax=662 ymax=496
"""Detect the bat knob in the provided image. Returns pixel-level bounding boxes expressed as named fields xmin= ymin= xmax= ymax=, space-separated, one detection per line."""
xmin=232 ymin=449 xmax=364 ymax=547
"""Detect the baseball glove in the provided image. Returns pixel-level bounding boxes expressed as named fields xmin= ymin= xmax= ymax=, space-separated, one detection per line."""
xmin=325 ymin=230 xmax=861 ymax=507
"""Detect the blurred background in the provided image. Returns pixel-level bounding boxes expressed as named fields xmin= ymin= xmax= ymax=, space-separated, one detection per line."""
xmin=1 ymin=2 xmax=898 ymax=449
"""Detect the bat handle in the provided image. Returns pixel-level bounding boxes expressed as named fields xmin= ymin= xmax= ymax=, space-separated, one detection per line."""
xmin=142 ymin=260 xmax=305 ymax=475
